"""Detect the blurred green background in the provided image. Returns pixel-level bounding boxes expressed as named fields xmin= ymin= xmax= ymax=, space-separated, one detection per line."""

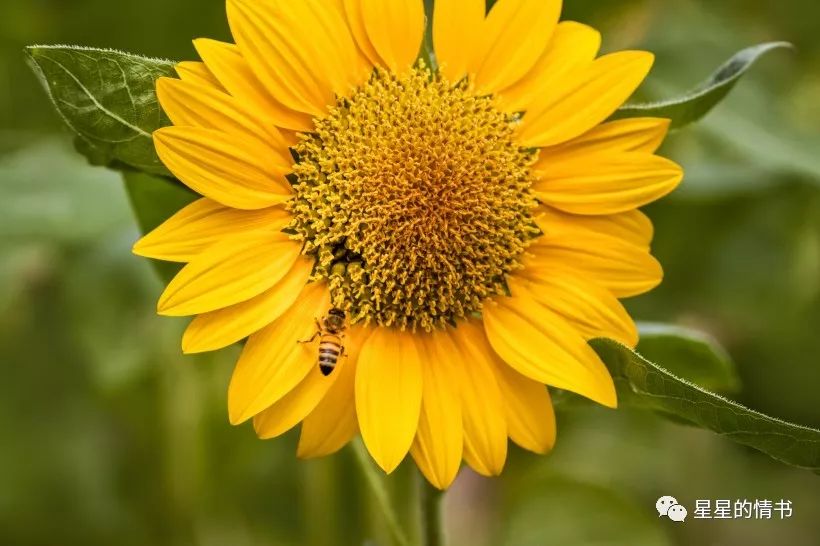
xmin=1 ymin=0 xmax=819 ymax=545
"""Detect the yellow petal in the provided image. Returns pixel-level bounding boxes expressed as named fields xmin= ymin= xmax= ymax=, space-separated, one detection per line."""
xmin=277 ymin=0 xmax=371 ymax=93
xmin=228 ymin=282 xmax=330 ymax=424
xmin=175 ymin=61 xmax=223 ymax=90
xmin=498 ymin=21 xmax=600 ymax=113
xmin=471 ymin=0 xmax=562 ymax=94
xmin=534 ymin=206 xmax=654 ymax=249
xmin=360 ymin=0 xmax=425 ymax=73
xmin=508 ymin=274 xmax=638 ymax=347
xmin=450 ymin=322 xmax=508 ymax=477
xmin=525 ymin=231 xmax=663 ymax=298
xmin=226 ymin=0 xmax=334 ymax=116
xmin=519 ymin=51 xmax=654 ymax=147
xmin=483 ymin=295 xmax=617 ymax=407
xmin=537 ymin=118 xmax=671 ymax=163
xmin=305 ymin=0 xmax=373 ymax=88
xmin=533 ymin=152 xmax=683 ymax=215
xmin=298 ymin=332 xmax=361 ymax=458
xmin=182 ymin=255 xmax=313 ymax=353
xmin=157 ymin=232 xmax=301 ymax=316
xmin=253 ymin=366 xmax=337 ymax=439
xmin=132 ymin=198 xmax=291 ymax=263
xmin=432 ymin=0 xmax=484 ymax=82
xmin=326 ymin=0 xmax=346 ymax=14
xmin=254 ymin=328 xmax=363 ymax=440
xmin=410 ymin=332 xmax=463 ymax=490
xmin=343 ymin=0 xmax=383 ymax=66
xmin=193 ymin=38 xmax=313 ymax=132
xmin=156 ymin=77 xmax=291 ymax=166
xmin=355 ymin=327 xmax=423 ymax=473
xmin=153 ymin=126 xmax=291 ymax=210
xmin=491 ymin=356 xmax=556 ymax=454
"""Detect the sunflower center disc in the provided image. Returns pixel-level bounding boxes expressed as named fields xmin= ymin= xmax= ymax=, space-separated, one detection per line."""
xmin=290 ymin=65 xmax=539 ymax=331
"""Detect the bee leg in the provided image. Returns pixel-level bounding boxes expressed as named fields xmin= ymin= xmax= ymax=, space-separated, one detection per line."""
xmin=298 ymin=331 xmax=321 ymax=344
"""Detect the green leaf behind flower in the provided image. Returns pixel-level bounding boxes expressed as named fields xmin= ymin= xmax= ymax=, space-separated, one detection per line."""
xmin=636 ymin=322 xmax=740 ymax=393
xmin=615 ymin=42 xmax=793 ymax=129
xmin=25 ymin=45 xmax=175 ymax=175
xmin=591 ymin=338 xmax=820 ymax=473
xmin=122 ymin=170 xmax=196 ymax=283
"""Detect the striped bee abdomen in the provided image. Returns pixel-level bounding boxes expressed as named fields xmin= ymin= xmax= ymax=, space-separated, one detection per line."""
xmin=318 ymin=334 xmax=342 ymax=376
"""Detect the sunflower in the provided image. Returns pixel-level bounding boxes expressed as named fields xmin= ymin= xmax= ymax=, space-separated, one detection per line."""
xmin=133 ymin=0 xmax=682 ymax=489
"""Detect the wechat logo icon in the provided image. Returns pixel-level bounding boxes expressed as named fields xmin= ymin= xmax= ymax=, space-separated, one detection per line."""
xmin=657 ymin=496 xmax=687 ymax=522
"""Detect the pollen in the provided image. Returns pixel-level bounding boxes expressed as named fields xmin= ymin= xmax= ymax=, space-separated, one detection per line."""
xmin=290 ymin=65 xmax=539 ymax=331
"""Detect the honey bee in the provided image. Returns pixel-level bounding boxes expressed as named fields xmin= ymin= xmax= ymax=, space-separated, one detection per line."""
xmin=299 ymin=308 xmax=347 ymax=376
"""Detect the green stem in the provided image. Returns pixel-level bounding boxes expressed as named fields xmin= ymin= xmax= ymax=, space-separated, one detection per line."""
xmin=419 ymin=475 xmax=445 ymax=546
xmin=350 ymin=440 xmax=411 ymax=546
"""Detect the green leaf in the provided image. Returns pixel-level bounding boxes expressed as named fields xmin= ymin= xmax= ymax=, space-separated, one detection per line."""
xmin=122 ymin=170 xmax=197 ymax=283
xmin=591 ymin=338 xmax=820 ymax=472
xmin=25 ymin=45 xmax=176 ymax=175
xmin=615 ymin=42 xmax=793 ymax=129
xmin=636 ymin=322 xmax=740 ymax=393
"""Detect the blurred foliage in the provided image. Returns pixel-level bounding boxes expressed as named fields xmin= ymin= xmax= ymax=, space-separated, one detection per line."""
xmin=2 ymin=0 xmax=819 ymax=545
